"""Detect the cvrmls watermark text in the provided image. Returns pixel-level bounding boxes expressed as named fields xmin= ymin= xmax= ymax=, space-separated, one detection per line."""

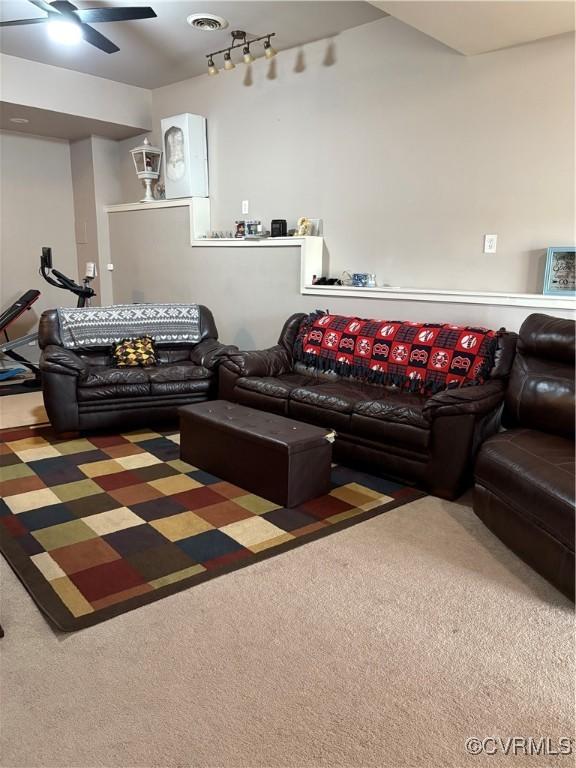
xmin=465 ymin=737 xmax=573 ymax=757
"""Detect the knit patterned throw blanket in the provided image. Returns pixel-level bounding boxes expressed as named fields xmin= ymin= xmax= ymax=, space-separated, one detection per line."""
xmin=57 ymin=304 xmax=201 ymax=349
xmin=294 ymin=311 xmax=497 ymax=393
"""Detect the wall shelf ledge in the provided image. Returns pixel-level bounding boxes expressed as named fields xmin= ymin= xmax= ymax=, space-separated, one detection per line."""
xmin=302 ymin=284 xmax=575 ymax=310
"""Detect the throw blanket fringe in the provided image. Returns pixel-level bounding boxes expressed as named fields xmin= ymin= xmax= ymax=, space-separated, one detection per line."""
xmin=294 ymin=311 xmax=498 ymax=394
xmin=57 ymin=304 xmax=201 ymax=349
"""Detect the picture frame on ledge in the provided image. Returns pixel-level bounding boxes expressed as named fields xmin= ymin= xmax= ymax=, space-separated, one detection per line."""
xmin=543 ymin=246 xmax=576 ymax=296
xmin=161 ymin=113 xmax=209 ymax=200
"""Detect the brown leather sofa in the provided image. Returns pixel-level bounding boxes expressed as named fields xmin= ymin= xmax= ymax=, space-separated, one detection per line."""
xmin=220 ymin=313 xmax=518 ymax=499
xmin=39 ymin=305 xmax=232 ymax=434
xmin=474 ymin=313 xmax=575 ymax=599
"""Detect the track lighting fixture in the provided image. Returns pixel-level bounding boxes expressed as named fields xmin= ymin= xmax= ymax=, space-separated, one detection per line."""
xmin=206 ymin=30 xmax=276 ymax=75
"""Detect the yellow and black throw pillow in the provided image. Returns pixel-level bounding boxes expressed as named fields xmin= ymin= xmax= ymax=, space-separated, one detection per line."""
xmin=112 ymin=336 xmax=157 ymax=368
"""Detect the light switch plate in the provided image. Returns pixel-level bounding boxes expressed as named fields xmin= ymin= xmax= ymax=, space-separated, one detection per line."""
xmin=484 ymin=234 xmax=498 ymax=253
xmin=242 ymin=200 xmax=249 ymax=215
xmin=107 ymin=264 xmax=114 ymax=271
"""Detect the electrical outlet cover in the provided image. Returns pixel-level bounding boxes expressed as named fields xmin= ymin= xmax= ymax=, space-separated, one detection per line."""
xmin=484 ymin=234 xmax=498 ymax=253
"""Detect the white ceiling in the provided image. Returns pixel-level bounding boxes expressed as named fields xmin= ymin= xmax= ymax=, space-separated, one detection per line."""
xmin=370 ymin=0 xmax=575 ymax=55
xmin=0 ymin=0 xmax=386 ymax=89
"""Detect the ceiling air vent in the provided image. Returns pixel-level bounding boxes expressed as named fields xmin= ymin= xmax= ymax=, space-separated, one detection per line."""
xmin=186 ymin=13 xmax=229 ymax=31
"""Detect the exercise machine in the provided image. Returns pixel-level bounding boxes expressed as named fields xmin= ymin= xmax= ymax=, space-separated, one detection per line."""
xmin=0 ymin=247 xmax=98 ymax=384
xmin=40 ymin=246 xmax=97 ymax=308
xmin=0 ymin=290 xmax=42 ymax=383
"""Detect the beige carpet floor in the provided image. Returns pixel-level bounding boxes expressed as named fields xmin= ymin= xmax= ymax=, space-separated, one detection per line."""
xmin=0 ymin=390 xmax=46 ymax=429
xmin=0 ymin=394 xmax=574 ymax=768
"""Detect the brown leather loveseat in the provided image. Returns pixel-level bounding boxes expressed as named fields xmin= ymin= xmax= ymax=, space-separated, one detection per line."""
xmin=220 ymin=313 xmax=518 ymax=499
xmin=474 ymin=313 xmax=575 ymax=599
xmin=39 ymin=304 xmax=233 ymax=434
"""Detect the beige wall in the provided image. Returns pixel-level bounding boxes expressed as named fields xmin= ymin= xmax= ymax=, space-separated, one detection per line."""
xmin=109 ymin=208 xmax=572 ymax=348
xmin=147 ymin=18 xmax=574 ymax=294
xmin=91 ymin=136 xmax=124 ymax=305
xmin=70 ymin=136 xmax=124 ymax=306
xmin=70 ymin=138 xmax=100 ymax=297
xmin=1 ymin=53 xmax=152 ymax=132
xmin=0 ymin=131 xmax=78 ymax=346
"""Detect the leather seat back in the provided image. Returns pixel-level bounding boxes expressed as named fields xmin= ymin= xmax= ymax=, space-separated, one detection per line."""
xmin=504 ymin=313 xmax=575 ymax=438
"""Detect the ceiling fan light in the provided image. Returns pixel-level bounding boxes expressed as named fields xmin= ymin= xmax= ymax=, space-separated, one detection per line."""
xmin=264 ymin=39 xmax=276 ymax=59
xmin=223 ymin=51 xmax=235 ymax=70
xmin=207 ymin=57 xmax=219 ymax=75
xmin=47 ymin=19 xmax=83 ymax=45
xmin=242 ymin=45 xmax=254 ymax=64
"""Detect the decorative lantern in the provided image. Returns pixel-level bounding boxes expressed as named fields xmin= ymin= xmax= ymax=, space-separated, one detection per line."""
xmin=130 ymin=137 xmax=162 ymax=203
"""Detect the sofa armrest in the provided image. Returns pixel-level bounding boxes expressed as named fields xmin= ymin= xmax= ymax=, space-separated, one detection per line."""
xmin=190 ymin=339 xmax=238 ymax=371
xmin=40 ymin=345 xmax=89 ymax=377
xmin=222 ymin=345 xmax=291 ymax=378
xmin=423 ymin=380 xmax=506 ymax=422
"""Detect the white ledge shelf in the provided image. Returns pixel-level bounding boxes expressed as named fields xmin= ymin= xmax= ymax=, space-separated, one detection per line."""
xmin=302 ymin=284 xmax=576 ymax=310
xmin=192 ymin=236 xmax=316 ymax=247
xmin=105 ymin=199 xmax=197 ymax=213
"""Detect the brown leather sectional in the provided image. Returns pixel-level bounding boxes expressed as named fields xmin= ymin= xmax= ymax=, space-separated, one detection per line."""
xmin=38 ymin=306 xmax=233 ymax=433
xmin=37 ymin=303 xmax=574 ymax=597
xmin=474 ymin=313 xmax=575 ymax=599
xmin=219 ymin=313 xmax=519 ymax=500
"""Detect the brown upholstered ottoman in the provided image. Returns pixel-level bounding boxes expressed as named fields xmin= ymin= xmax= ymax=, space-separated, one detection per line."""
xmin=179 ymin=400 xmax=333 ymax=507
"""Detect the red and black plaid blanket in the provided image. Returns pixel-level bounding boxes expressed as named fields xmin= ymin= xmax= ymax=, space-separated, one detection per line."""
xmin=294 ymin=311 xmax=498 ymax=393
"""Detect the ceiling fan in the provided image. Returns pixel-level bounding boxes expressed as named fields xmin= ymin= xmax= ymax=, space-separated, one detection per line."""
xmin=0 ymin=0 xmax=157 ymax=53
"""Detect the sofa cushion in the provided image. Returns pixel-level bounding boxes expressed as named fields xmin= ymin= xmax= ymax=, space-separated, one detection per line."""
xmin=475 ymin=429 xmax=575 ymax=550
xmin=78 ymin=362 xmax=213 ymax=401
xmin=236 ymin=373 xmax=314 ymax=400
xmin=147 ymin=362 xmax=211 ymax=383
xmin=290 ymin=380 xmax=381 ymax=413
xmin=351 ymin=390 xmax=430 ymax=452
xmin=353 ymin=389 xmax=428 ymax=428
xmin=81 ymin=366 xmax=149 ymax=387
xmin=78 ymin=382 xmax=151 ymax=401
xmin=288 ymin=381 xmax=431 ymax=450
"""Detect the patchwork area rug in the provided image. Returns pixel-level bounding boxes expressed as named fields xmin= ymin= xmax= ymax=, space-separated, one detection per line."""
xmin=0 ymin=425 xmax=425 ymax=631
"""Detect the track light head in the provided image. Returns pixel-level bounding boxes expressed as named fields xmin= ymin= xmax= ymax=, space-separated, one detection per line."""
xmin=242 ymin=45 xmax=254 ymax=64
xmin=207 ymin=56 xmax=219 ymax=75
xmin=264 ymin=37 xmax=276 ymax=59
xmin=223 ymin=50 xmax=235 ymax=70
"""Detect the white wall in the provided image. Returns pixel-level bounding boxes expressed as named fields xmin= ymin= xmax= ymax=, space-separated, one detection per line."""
xmin=0 ymin=131 xmax=78 ymax=345
xmin=149 ymin=18 xmax=575 ymax=294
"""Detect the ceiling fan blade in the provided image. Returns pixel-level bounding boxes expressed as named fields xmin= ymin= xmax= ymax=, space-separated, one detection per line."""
xmin=80 ymin=22 xmax=119 ymax=53
xmin=27 ymin=0 xmax=55 ymax=14
xmin=0 ymin=17 xmax=48 ymax=26
xmin=75 ymin=7 xmax=156 ymax=23
xmin=49 ymin=1 xmax=78 ymax=13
